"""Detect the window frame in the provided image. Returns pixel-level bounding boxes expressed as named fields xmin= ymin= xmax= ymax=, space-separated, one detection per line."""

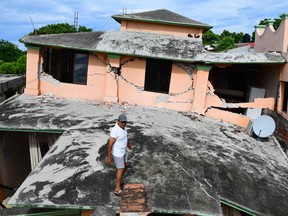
xmin=144 ymin=58 xmax=172 ymax=94
xmin=43 ymin=48 xmax=89 ymax=85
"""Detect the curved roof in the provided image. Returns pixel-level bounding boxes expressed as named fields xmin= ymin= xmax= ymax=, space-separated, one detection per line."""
xmin=3 ymin=94 xmax=288 ymax=215
xmin=20 ymin=31 xmax=203 ymax=62
xmin=20 ymin=31 xmax=285 ymax=64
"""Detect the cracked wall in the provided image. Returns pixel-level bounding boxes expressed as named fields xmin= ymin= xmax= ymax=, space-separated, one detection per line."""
xmin=27 ymin=46 xmax=280 ymax=128
xmin=205 ymin=80 xmax=275 ymax=127
xmin=39 ymin=53 xmax=108 ymax=101
xmin=118 ymin=57 xmax=196 ymax=112
xmin=36 ymin=49 xmax=197 ymax=112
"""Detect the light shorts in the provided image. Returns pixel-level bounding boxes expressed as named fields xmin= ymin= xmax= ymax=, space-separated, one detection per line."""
xmin=112 ymin=154 xmax=127 ymax=169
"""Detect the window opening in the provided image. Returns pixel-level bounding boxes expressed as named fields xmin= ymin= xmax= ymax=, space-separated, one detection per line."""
xmin=73 ymin=53 xmax=88 ymax=84
xmin=209 ymin=64 xmax=279 ymax=115
xmin=43 ymin=48 xmax=88 ymax=85
xmin=0 ymin=131 xmax=61 ymax=200
xmin=144 ymin=58 xmax=172 ymax=94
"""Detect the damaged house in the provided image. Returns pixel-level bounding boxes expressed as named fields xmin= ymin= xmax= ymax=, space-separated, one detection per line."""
xmin=0 ymin=9 xmax=287 ymax=216
xmin=20 ymin=9 xmax=287 ymax=127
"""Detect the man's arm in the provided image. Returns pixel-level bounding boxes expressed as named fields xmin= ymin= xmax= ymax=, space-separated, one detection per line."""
xmin=127 ymin=139 xmax=133 ymax=150
xmin=106 ymin=137 xmax=116 ymax=166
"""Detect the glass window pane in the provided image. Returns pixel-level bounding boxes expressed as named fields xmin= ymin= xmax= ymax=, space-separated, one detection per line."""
xmin=73 ymin=53 xmax=88 ymax=85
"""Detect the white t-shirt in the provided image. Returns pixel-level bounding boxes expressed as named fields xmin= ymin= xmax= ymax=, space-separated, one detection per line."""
xmin=110 ymin=123 xmax=128 ymax=157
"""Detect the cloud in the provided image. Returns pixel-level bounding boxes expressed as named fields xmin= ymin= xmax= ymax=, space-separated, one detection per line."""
xmin=1 ymin=0 xmax=287 ymax=48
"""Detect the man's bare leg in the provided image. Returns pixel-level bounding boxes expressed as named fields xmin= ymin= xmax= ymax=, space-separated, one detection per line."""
xmin=115 ymin=168 xmax=125 ymax=192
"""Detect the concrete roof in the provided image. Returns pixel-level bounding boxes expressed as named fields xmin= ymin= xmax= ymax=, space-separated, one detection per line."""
xmin=1 ymin=94 xmax=288 ymax=216
xmin=20 ymin=31 xmax=286 ymax=64
xmin=112 ymin=9 xmax=212 ymax=29
xmin=20 ymin=31 xmax=203 ymax=62
xmin=195 ymin=51 xmax=286 ymax=64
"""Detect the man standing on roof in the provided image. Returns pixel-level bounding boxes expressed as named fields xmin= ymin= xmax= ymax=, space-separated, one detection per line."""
xmin=106 ymin=113 xmax=132 ymax=196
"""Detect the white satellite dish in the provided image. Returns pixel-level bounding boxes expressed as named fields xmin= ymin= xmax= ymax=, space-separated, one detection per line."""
xmin=252 ymin=115 xmax=275 ymax=138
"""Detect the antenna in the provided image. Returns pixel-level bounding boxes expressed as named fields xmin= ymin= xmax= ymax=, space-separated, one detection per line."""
xmin=29 ymin=16 xmax=36 ymax=35
xmin=252 ymin=115 xmax=275 ymax=138
xmin=74 ymin=11 xmax=79 ymax=31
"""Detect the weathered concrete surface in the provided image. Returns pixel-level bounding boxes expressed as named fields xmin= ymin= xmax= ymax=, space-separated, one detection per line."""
xmin=20 ymin=31 xmax=203 ymax=62
xmin=0 ymin=94 xmax=287 ymax=215
xmin=195 ymin=51 xmax=285 ymax=63
xmin=0 ymin=74 xmax=25 ymax=102
xmin=20 ymin=31 xmax=285 ymax=64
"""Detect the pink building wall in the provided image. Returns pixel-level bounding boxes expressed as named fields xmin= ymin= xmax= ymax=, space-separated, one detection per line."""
xmin=121 ymin=20 xmax=203 ymax=37
xmin=24 ymin=47 xmax=41 ymax=96
xmin=255 ymin=13 xmax=288 ymax=120
xmin=118 ymin=57 xmax=194 ymax=111
xmin=39 ymin=54 xmax=107 ymax=101
xmin=254 ymin=14 xmax=288 ymax=53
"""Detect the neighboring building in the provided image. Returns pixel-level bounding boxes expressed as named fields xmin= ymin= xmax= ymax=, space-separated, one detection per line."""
xmin=254 ymin=13 xmax=288 ymax=146
xmin=0 ymin=74 xmax=25 ymax=102
xmin=20 ymin=9 xmax=285 ymax=128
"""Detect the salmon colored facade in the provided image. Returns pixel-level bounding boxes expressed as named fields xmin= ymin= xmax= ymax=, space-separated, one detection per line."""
xmin=120 ymin=20 xmax=203 ymax=37
xmin=255 ymin=13 xmax=288 ymax=121
xmin=23 ymin=10 xmax=287 ymax=129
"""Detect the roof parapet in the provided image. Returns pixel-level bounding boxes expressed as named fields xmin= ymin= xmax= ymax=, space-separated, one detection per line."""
xmin=265 ymin=19 xmax=275 ymax=26
xmin=266 ymin=19 xmax=276 ymax=32
xmin=254 ymin=25 xmax=266 ymax=36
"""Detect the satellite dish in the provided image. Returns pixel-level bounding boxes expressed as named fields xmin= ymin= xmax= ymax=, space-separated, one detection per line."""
xmin=252 ymin=115 xmax=275 ymax=138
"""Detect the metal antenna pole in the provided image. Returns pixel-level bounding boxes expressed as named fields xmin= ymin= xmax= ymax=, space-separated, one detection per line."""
xmin=29 ymin=16 xmax=36 ymax=35
xmin=74 ymin=11 xmax=79 ymax=31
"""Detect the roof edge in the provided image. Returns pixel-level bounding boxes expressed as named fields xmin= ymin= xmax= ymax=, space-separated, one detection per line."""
xmin=0 ymin=127 xmax=64 ymax=133
xmin=19 ymin=41 xmax=200 ymax=63
xmin=112 ymin=15 xmax=213 ymax=29
xmin=220 ymin=197 xmax=260 ymax=216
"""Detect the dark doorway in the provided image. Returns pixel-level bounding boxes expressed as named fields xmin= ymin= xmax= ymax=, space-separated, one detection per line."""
xmin=0 ymin=131 xmax=61 ymax=200
xmin=144 ymin=58 xmax=172 ymax=94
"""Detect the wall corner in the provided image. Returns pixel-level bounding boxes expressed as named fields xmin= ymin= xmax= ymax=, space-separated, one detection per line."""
xmin=191 ymin=65 xmax=211 ymax=115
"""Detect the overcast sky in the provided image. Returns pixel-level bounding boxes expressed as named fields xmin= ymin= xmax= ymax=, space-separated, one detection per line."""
xmin=1 ymin=0 xmax=287 ymax=50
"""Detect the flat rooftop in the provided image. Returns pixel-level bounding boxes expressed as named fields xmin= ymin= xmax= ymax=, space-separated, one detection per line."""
xmin=0 ymin=94 xmax=287 ymax=215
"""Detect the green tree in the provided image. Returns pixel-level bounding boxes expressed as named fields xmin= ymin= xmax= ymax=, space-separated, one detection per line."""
xmin=0 ymin=62 xmax=16 ymax=74
xmin=220 ymin=30 xmax=232 ymax=39
xmin=202 ymin=30 xmax=219 ymax=45
xmin=0 ymin=55 xmax=26 ymax=75
xmin=29 ymin=23 xmax=92 ymax=35
xmin=15 ymin=55 xmax=26 ymax=74
xmin=203 ymin=29 xmax=239 ymax=51
xmin=232 ymin=32 xmax=244 ymax=43
xmin=0 ymin=39 xmax=25 ymax=62
xmin=78 ymin=25 xmax=93 ymax=32
xmin=216 ymin=36 xmax=235 ymax=51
